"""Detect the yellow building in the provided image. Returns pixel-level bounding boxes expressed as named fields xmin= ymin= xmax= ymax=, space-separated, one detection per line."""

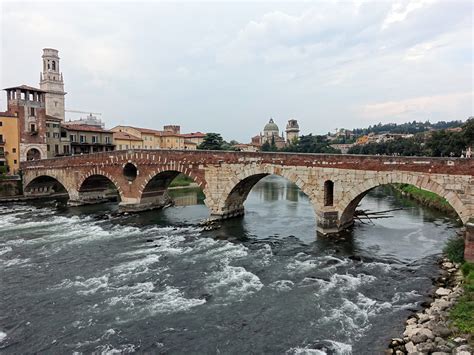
xmin=111 ymin=126 xmax=160 ymax=149
xmin=0 ymin=112 xmax=20 ymax=174
xmin=113 ymin=131 xmax=143 ymax=150
xmin=111 ymin=125 xmax=204 ymax=150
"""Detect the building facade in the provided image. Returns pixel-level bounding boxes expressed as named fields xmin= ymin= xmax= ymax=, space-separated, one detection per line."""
xmin=39 ymin=48 xmax=66 ymax=121
xmin=63 ymin=124 xmax=114 ymax=155
xmin=4 ymin=85 xmax=48 ymax=161
xmin=0 ymin=112 xmax=20 ymax=174
xmin=113 ymin=131 xmax=143 ymax=150
xmin=111 ymin=125 xmax=205 ymax=150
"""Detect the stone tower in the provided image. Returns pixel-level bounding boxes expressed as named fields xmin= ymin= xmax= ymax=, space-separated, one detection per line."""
xmin=286 ymin=119 xmax=299 ymax=143
xmin=4 ymin=85 xmax=48 ymax=161
xmin=39 ymin=48 xmax=66 ymax=121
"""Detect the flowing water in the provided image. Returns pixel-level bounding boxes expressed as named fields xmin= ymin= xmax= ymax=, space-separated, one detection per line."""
xmin=0 ymin=176 xmax=460 ymax=354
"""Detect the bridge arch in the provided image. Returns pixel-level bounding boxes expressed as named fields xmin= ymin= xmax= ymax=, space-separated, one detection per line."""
xmin=24 ymin=174 xmax=71 ymax=198
xmin=338 ymin=172 xmax=469 ymax=229
xmin=136 ymin=165 xmax=208 ymax=211
xmin=75 ymin=169 xmax=124 ymax=205
xmin=213 ymin=165 xmax=318 ymax=219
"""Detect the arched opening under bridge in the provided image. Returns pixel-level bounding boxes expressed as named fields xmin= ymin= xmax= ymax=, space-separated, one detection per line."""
xmin=220 ymin=174 xmax=317 ymax=242
xmin=24 ymin=175 xmax=69 ymax=198
xmin=338 ymin=183 xmax=463 ymax=260
xmin=135 ymin=170 xmax=206 ymax=213
xmin=74 ymin=174 xmax=122 ymax=206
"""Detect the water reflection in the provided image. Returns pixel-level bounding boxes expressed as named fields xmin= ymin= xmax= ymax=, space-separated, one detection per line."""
xmin=168 ymin=187 xmax=205 ymax=206
xmin=161 ymin=175 xmax=459 ymax=262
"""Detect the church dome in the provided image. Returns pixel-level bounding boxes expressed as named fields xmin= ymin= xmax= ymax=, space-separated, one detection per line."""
xmin=264 ymin=118 xmax=279 ymax=132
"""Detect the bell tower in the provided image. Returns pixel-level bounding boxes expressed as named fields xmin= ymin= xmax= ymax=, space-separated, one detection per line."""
xmin=39 ymin=48 xmax=66 ymax=121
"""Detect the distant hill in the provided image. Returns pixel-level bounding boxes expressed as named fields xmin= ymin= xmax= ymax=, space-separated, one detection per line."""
xmin=352 ymin=120 xmax=464 ymax=135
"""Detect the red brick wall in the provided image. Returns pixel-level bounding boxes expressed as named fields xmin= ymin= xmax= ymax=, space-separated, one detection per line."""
xmin=21 ymin=149 xmax=474 ymax=176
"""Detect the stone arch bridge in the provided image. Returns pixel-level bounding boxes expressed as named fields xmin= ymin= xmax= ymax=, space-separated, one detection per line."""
xmin=21 ymin=149 xmax=473 ymax=236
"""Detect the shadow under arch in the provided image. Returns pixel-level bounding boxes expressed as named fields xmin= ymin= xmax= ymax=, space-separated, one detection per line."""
xmin=77 ymin=174 xmax=122 ymax=204
xmin=139 ymin=169 xmax=208 ymax=211
xmin=24 ymin=175 xmax=70 ymax=198
xmin=219 ymin=170 xmax=318 ymax=219
xmin=339 ymin=178 xmax=466 ymax=229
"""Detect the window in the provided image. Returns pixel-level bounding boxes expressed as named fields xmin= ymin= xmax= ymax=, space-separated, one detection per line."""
xmin=46 ymin=132 xmax=50 ymax=138
xmin=70 ymin=134 xmax=76 ymax=142
xmin=80 ymin=135 xmax=86 ymax=143
xmin=52 ymin=61 xmax=56 ymax=71
xmin=14 ymin=160 xmax=17 ymax=164
xmin=105 ymin=136 xmax=111 ymax=144
xmin=0 ymin=121 xmax=2 ymax=126
xmin=47 ymin=145 xmax=50 ymax=152
xmin=324 ymin=180 xmax=334 ymax=207
xmin=92 ymin=136 xmax=97 ymax=144
xmin=30 ymin=107 xmax=35 ymax=116
xmin=125 ymin=144 xmax=129 ymax=149
xmin=55 ymin=145 xmax=59 ymax=154
xmin=46 ymin=123 xmax=50 ymax=128
xmin=30 ymin=124 xmax=36 ymax=132
xmin=53 ymin=133 xmax=60 ymax=139
xmin=12 ymin=148 xmax=16 ymax=153
xmin=119 ymin=144 xmax=122 ymax=150
xmin=53 ymin=124 xmax=59 ymax=128
xmin=0 ymin=134 xmax=3 ymax=142
xmin=54 ymin=102 xmax=58 ymax=107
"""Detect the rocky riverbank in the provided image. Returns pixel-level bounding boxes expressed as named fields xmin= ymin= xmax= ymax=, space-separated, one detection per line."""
xmin=387 ymin=258 xmax=472 ymax=354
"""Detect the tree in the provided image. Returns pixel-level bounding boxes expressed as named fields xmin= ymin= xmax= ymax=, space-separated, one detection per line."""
xmin=197 ymin=133 xmax=225 ymax=150
xmin=261 ymin=141 xmax=271 ymax=151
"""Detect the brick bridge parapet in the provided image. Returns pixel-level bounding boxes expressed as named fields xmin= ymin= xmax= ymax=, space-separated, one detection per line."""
xmin=21 ymin=149 xmax=474 ymax=259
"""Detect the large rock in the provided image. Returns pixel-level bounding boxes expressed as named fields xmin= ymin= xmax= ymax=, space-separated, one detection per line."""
xmin=405 ymin=341 xmax=417 ymax=353
xmin=417 ymin=341 xmax=436 ymax=353
xmin=417 ymin=328 xmax=434 ymax=340
xmin=432 ymin=325 xmax=452 ymax=337
xmin=411 ymin=334 xmax=428 ymax=344
xmin=435 ymin=288 xmax=451 ymax=296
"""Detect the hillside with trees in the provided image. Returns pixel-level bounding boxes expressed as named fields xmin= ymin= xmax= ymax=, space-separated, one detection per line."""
xmin=348 ymin=118 xmax=473 ymax=157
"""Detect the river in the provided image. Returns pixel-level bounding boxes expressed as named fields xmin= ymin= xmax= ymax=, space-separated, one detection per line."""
xmin=0 ymin=176 xmax=459 ymax=354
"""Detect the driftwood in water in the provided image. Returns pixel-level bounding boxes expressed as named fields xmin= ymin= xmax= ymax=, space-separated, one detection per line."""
xmin=354 ymin=207 xmax=408 ymax=224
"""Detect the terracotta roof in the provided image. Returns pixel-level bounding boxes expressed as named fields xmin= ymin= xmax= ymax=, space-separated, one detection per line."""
xmin=46 ymin=115 xmax=62 ymax=121
xmin=0 ymin=111 xmax=17 ymax=118
xmin=3 ymin=84 xmax=46 ymax=93
xmin=113 ymin=132 xmax=142 ymax=141
xmin=113 ymin=125 xmax=163 ymax=135
xmin=62 ymin=124 xmax=111 ymax=133
xmin=181 ymin=132 xmax=206 ymax=138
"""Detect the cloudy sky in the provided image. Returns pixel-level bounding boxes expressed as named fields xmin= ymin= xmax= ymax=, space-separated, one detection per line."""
xmin=0 ymin=0 xmax=472 ymax=141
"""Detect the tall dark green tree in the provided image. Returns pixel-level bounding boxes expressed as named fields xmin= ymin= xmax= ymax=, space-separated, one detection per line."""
xmin=197 ymin=133 xmax=225 ymax=150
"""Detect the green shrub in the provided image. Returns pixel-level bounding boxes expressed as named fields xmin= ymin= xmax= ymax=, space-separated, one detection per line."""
xmin=443 ymin=236 xmax=465 ymax=263
xmin=461 ymin=262 xmax=474 ymax=276
xmin=450 ymin=262 xmax=474 ymax=334
xmin=0 ymin=165 xmax=7 ymax=175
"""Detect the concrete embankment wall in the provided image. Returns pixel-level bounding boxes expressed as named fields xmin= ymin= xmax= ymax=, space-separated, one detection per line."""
xmin=0 ymin=178 xmax=22 ymax=198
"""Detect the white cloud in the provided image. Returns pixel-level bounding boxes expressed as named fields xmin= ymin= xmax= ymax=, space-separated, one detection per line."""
xmin=382 ymin=0 xmax=437 ymax=30
xmin=359 ymin=92 xmax=473 ymax=121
